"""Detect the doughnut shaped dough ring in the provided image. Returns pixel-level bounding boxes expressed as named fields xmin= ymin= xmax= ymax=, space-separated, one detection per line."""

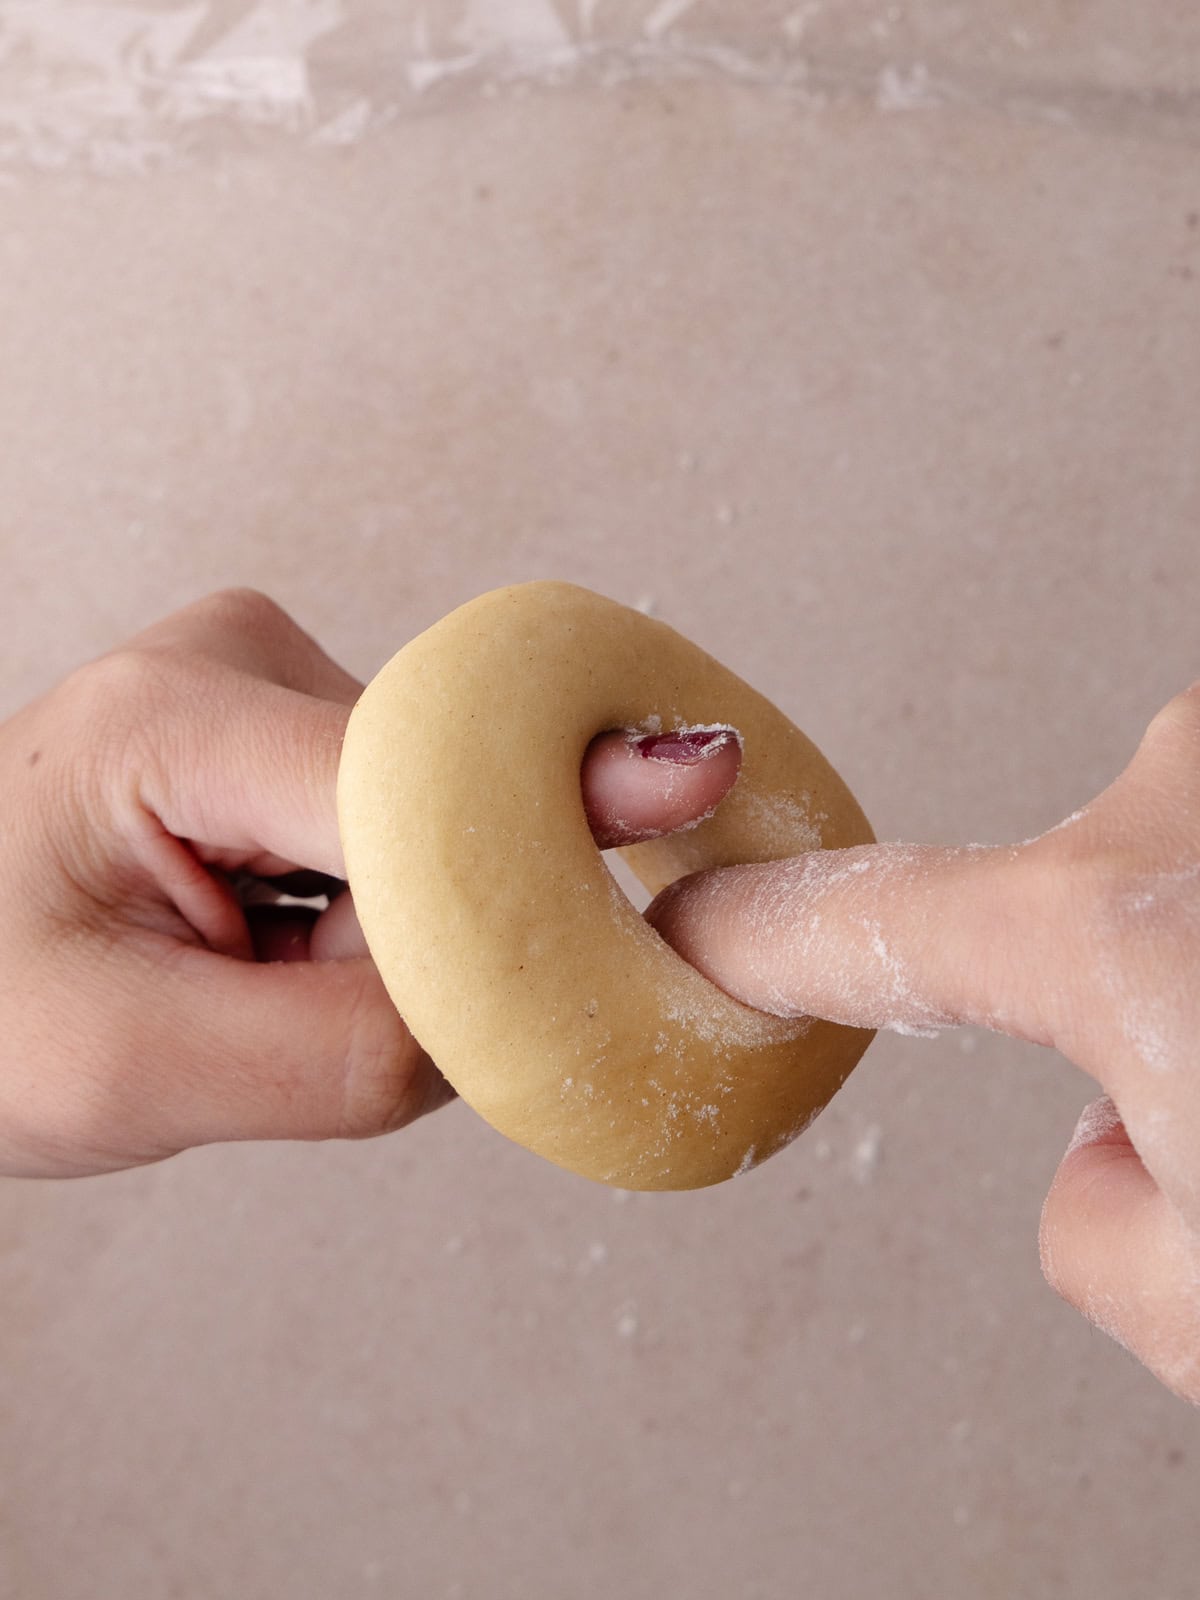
xmin=338 ymin=582 xmax=875 ymax=1191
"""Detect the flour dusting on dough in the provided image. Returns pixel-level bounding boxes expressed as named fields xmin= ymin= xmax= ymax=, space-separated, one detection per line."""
xmin=738 ymin=788 xmax=822 ymax=854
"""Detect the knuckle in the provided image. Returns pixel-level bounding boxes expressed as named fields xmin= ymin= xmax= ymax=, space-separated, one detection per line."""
xmin=195 ymin=586 xmax=294 ymax=641
xmin=56 ymin=650 xmax=173 ymax=776
xmin=47 ymin=652 xmax=177 ymax=873
xmin=62 ymin=646 xmax=168 ymax=717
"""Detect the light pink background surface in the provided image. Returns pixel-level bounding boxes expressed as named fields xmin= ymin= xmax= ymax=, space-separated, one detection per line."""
xmin=1 ymin=4 xmax=1198 ymax=1595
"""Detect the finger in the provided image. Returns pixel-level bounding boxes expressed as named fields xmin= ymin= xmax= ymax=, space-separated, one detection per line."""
xmin=126 ymin=588 xmax=364 ymax=705
xmin=1040 ymin=1097 xmax=1200 ymax=1403
xmin=581 ymin=727 xmax=742 ymax=848
xmin=116 ymin=944 xmax=454 ymax=1150
xmin=130 ymin=674 xmax=351 ymax=880
xmin=108 ymin=591 xmax=366 ymax=894
xmin=645 ymin=841 xmax=1061 ymax=1045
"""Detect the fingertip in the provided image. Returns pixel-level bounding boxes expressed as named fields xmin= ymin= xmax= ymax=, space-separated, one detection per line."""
xmin=1038 ymin=1107 xmax=1200 ymax=1399
xmin=1039 ymin=1100 xmax=1145 ymax=1298
xmin=644 ymin=869 xmax=724 ymax=974
xmin=581 ymin=726 xmax=741 ymax=848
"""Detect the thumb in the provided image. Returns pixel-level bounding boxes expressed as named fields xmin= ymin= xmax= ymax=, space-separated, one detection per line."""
xmin=1039 ymin=1098 xmax=1200 ymax=1403
xmin=580 ymin=726 xmax=742 ymax=848
xmin=647 ymin=841 xmax=1059 ymax=1046
xmin=115 ymin=945 xmax=449 ymax=1158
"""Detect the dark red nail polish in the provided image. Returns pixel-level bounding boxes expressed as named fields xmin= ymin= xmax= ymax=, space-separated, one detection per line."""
xmin=632 ymin=728 xmax=735 ymax=765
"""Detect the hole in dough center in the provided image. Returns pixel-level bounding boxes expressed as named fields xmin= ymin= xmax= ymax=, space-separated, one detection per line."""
xmin=602 ymin=849 xmax=652 ymax=914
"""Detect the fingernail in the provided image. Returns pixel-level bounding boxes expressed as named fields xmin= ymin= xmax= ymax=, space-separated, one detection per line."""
xmin=630 ymin=727 xmax=737 ymax=765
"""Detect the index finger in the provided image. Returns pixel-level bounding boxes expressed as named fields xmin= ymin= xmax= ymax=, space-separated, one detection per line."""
xmin=646 ymin=840 xmax=1066 ymax=1050
xmin=135 ymin=675 xmax=351 ymax=880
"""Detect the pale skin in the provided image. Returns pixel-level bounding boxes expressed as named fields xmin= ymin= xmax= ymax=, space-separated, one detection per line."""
xmin=0 ymin=591 xmax=1196 ymax=1403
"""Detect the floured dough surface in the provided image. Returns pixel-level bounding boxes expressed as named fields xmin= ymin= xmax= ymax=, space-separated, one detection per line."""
xmin=337 ymin=581 xmax=875 ymax=1189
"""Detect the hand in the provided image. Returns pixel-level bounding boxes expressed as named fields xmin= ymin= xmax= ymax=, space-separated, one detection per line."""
xmin=641 ymin=682 xmax=1200 ymax=1402
xmin=0 ymin=590 xmax=740 ymax=1180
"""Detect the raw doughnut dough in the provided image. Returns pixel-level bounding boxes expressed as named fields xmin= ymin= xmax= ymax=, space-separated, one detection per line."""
xmin=337 ymin=582 xmax=875 ymax=1190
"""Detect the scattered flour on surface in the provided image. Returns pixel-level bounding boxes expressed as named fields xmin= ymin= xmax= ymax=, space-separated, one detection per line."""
xmin=615 ymin=1304 xmax=639 ymax=1339
xmin=642 ymin=0 xmax=698 ymax=40
xmin=876 ymin=61 xmax=937 ymax=110
xmin=850 ymin=1123 xmax=883 ymax=1184
xmin=576 ymin=1240 xmax=609 ymax=1275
